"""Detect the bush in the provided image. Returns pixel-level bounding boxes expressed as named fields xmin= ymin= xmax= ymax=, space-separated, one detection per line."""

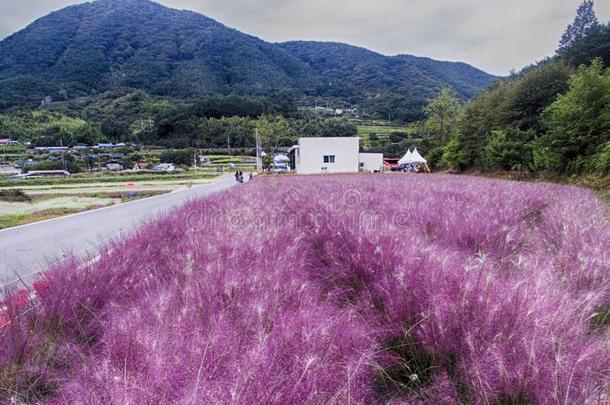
xmin=483 ymin=128 xmax=535 ymax=171
xmin=0 ymin=189 xmax=31 ymax=202
xmin=587 ymin=141 xmax=610 ymax=173
xmin=24 ymin=159 xmax=81 ymax=173
xmin=159 ymin=149 xmax=195 ymax=166
xmin=441 ymin=137 xmax=466 ymax=170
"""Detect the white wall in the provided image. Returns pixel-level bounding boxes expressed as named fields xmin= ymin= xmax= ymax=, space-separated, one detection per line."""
xmin=359 ymin=153 xmax=384 ymax=172
xmin=296 ymin=137 xmax=359 ymax=174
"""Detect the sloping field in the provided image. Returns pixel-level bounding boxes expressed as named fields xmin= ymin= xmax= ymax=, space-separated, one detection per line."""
xmin=1 ymin=174 xmax=608 ymax=403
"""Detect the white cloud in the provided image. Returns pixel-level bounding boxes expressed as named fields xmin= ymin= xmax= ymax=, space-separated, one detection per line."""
xmin=1 ymin=0 xmax=609 ymax=75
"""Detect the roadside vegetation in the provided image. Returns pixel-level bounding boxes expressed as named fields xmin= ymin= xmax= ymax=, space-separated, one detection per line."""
xmin=0 ymin=192 xmax=169 ymax=230
xmin=1 ymin=174 xmax=608 ymax=403
xmin=0 ymin=171 xmax=219 ymax=188
xmin=0 ymin=207 xmax=95 ymax=230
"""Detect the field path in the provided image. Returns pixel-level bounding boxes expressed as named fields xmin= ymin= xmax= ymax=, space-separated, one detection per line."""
xmin=0 ymin=174 xmax=242 ymax=287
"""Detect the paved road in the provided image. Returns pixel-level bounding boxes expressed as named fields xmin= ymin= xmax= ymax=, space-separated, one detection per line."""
xmin=0 ymin=174 xmax=240 ymax=287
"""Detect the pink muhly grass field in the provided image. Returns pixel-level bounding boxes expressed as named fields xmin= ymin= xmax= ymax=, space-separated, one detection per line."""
xmin=0 ymin=174 xmax=608 ymax=404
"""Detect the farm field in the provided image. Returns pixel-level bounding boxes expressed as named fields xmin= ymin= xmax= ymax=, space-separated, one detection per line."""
xmin=0 ymin=171 xmax=224 ymax=229
xmin=0 ymin=174 xmax=608 ymax=403
xmin=0 ymin=191 xmax=165 ymax=230
xmin=357 ymin=124 xmax=409 ymax=148
xmin=0 ymin=170 xmax=221 ymax=188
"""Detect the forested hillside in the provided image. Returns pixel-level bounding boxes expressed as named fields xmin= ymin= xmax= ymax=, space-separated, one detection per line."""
xmin=398 ymin=1 xmax=610 ymax=177
xmin=0 ymin=0 xmax=496 ymax=120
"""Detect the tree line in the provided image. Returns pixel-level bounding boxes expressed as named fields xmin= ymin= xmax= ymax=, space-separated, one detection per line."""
xmin=414 ymin=1 xmax=609 ymax=175
xmin=0 ymin=92 xmax=356 ymax=150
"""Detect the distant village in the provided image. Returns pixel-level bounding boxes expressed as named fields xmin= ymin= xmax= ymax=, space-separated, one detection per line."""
xmin=0 ymin=138 xmax=181 ymax=178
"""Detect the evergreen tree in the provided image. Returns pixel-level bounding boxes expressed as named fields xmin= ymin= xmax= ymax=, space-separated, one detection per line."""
xmin=558 ymin=1 xmax=599 ymax=55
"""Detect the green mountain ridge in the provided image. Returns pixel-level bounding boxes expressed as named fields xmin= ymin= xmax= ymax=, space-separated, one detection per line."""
xmin=0 ymin=0 xmax=498 ymax=120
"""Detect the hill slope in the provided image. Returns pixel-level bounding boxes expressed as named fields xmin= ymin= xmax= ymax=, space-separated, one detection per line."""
xmin=0 ymin=0 xmax=497 ymax=119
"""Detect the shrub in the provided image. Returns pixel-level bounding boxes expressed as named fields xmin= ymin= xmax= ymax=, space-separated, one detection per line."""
xmin=483 ymin=128 xmax=535 ymax=171
xmin=0 ymin=189 xmax=31 ymax=202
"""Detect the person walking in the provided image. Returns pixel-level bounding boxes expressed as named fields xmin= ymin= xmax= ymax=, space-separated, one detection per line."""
xmin=235 ymin=171 xmax=240 ymax=182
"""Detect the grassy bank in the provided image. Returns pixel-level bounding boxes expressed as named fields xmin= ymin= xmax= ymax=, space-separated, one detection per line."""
xmin=469 ymin=171 xmax=610 ymax=204
xmin=0 ymin=191 xmax=166 ymax=230
xmin=0 ymin=171 xmax=220 ymax=188
xmin=357 ymin=125 xmax=408 ymax=148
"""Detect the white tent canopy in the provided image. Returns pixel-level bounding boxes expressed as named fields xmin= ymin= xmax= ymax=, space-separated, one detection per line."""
xmin=410 ymin=148 xmax=427 ymax=164
xmin=398 ymin=149 xmax=413 ymax=165
xmin=273 ymin=154 xmax=290 ymax=163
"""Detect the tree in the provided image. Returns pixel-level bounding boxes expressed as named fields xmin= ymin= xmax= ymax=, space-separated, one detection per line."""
xmin=277 ymin=90 xmax=297 ymax=116
xmin=160 ymin=149 xmax=196 ymax=166
xmin=196 ymin=116 xmax=255 ymax=149
xmin=505 ymin=61 xmax=571 ymax=131
xmin=561 ymin=22 xmax=610 ymax=67
xmin=538 ymin=59 xmax=610 ymax=173
xmin=557 ymin=1 xmax=599 ymax=55
xmin=389 ymin=132 xmax=407 ymax=143
xmin=256 ymin=115 xmax=294 ymax=154
xmin=441 ymin=137 xmax=466 ymax=170
xmin=424 ymin=88 xmax=461 ymax=140
xmin=483 ymin=128 xmax=535 ymax=171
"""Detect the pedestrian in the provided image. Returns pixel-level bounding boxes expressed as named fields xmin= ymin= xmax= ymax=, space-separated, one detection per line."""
xmin=235 ymin=171 xmax=239 ymax=182
xmin=239 ymin=171 xmax=243 ymax=183
xmin=248 ymin=172 xmax=253 ymax=181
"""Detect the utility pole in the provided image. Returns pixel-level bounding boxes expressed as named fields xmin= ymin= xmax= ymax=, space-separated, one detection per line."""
xmin=255 ymin=128 xmax=262 ymax=172
xmin=60 ymin=139 xmax=67 ymax=172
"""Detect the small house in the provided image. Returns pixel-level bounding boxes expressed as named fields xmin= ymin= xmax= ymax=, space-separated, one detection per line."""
xmin=288 ymin=137 xmax=360 ymax=174
xmin=288 ymin=137 xmax=384 ymax=175
xmin=106 ymin=162 xmax=124 ymax=171
xmin=153 ymin=163 xmax=175 ymax=172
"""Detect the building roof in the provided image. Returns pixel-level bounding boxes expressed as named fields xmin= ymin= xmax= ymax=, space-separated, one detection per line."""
xmin=398 ymin=149 xmax=413 ymax=165
xmin=410 ymin=148 xmax=427 ymax=164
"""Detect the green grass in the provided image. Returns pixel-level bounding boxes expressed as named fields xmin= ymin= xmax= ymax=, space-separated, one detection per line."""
xmin=596 ymin=189 xmax=610 ymax=204
xmin=0 ymin=189 xmax=31 ymax=202
xmin=591 ymin=304 xmax=610 ymax=332
xmin=0 ymin=145 xmax=26 ymax=153
xmin=0 ymin=208 xmax=85 ymax=229
xmin=0 ymin=171 xmax=219 ymax=187
xmin=357 ymin=125 xmax=409 ymax=148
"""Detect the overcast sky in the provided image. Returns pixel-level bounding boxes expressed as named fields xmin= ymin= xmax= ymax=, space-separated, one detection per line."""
xmin=0 ymin=0 xmax=608 ymax=75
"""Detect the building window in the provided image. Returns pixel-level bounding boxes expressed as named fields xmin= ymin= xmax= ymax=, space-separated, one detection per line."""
xmin=323 ymin=155 xmax=336 ymax=163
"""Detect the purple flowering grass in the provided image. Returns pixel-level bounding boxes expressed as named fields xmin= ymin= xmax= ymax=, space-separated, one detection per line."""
xmin=0 ymin=174 xmax=608 ymax=404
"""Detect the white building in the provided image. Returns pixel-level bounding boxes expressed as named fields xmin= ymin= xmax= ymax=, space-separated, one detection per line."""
xmin=106 ymin=162 xmax=124 ymax=171
xmin=153 ymin=163 xmax=175 ymax=172
xmin=359 ymin=152 xmax=383 ymax=173
xmin=288 ymin=137 xmax=383 ymax=174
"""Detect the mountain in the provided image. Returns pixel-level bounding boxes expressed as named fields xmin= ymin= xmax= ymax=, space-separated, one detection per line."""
xmin=0 ymin=0 xmax=498 ymax=120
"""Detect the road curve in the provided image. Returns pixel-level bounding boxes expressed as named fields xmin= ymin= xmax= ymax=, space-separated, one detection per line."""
xmin=0 ymin=175 xmax=239 ymax=287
